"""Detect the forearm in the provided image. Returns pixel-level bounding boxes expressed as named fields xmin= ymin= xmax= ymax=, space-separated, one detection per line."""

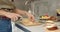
xmin=15 ymin=9 xmax=28 ymax=16
xmin=0 ymin=10 xmax=7 ymax=16
xmin=0 ymin=10 xmax=15 ymax=16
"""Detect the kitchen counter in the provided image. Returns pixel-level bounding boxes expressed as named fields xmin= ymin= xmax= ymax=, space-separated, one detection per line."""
xmin=15 ymin=21 xmax=60 ymax=32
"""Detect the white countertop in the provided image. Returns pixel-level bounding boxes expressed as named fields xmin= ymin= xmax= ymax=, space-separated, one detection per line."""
xmin=16 ymin=21 xmax=60 ymax=32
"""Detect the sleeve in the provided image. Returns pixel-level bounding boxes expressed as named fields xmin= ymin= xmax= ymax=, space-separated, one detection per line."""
xmin=0 ymin=0 xmax=16 ymax=9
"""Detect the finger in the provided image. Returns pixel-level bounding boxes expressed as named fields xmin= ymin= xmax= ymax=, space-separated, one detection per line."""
xmin=11 ymin=17 xmax=14 ymax=21
xmin=14 ymin=16 xmax=19 ymax=21
xmin=16 ymin=14 xmax=22 ymax=17
xmin=31 ymin=17 xmax=35 ymax=22
xmin=11 ymin=16 xmax=17 ymax=21
xmin=16 ymin=14 xmax=23 ymax=19
xmin=32 ymin=16 xmax=35 ymax=21
xmin=29 ymin=17 xmax=33 ymax=22
xmin=30 ymin=15 xmax=35 ymax=22
xmin=17 ymin=15 xmax=22 ymax=18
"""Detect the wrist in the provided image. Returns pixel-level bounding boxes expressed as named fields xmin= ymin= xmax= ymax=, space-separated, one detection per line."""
xmin=24 ymin=11 xmax=28 ymax=16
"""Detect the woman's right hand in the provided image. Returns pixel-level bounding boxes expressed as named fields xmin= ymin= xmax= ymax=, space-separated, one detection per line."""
xmin=5 ymin=12 xmax=22 ymax=21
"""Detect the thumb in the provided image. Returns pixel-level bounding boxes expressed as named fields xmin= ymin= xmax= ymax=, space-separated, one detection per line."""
xmin=17 ymin=15 xmax=23 ymax=20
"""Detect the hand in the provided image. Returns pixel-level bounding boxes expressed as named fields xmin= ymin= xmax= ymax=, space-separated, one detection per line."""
xmin=13 ymin=9 xmax=35 ymax=22
xmin=5 ymin=12 xmax=22 ymax=21
xmin=27 ymin=13 xmax=35 ymax=22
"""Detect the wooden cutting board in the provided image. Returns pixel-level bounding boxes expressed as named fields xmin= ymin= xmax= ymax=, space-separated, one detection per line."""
xmin=19 ymin=18 xmax=41 ymax=26
xmin=20 ymin=21 xmax=41 ymax=26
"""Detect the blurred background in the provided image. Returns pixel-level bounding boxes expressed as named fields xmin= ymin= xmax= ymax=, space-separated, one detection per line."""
xmin=13 ymin=0 xmax=59 ymax=17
